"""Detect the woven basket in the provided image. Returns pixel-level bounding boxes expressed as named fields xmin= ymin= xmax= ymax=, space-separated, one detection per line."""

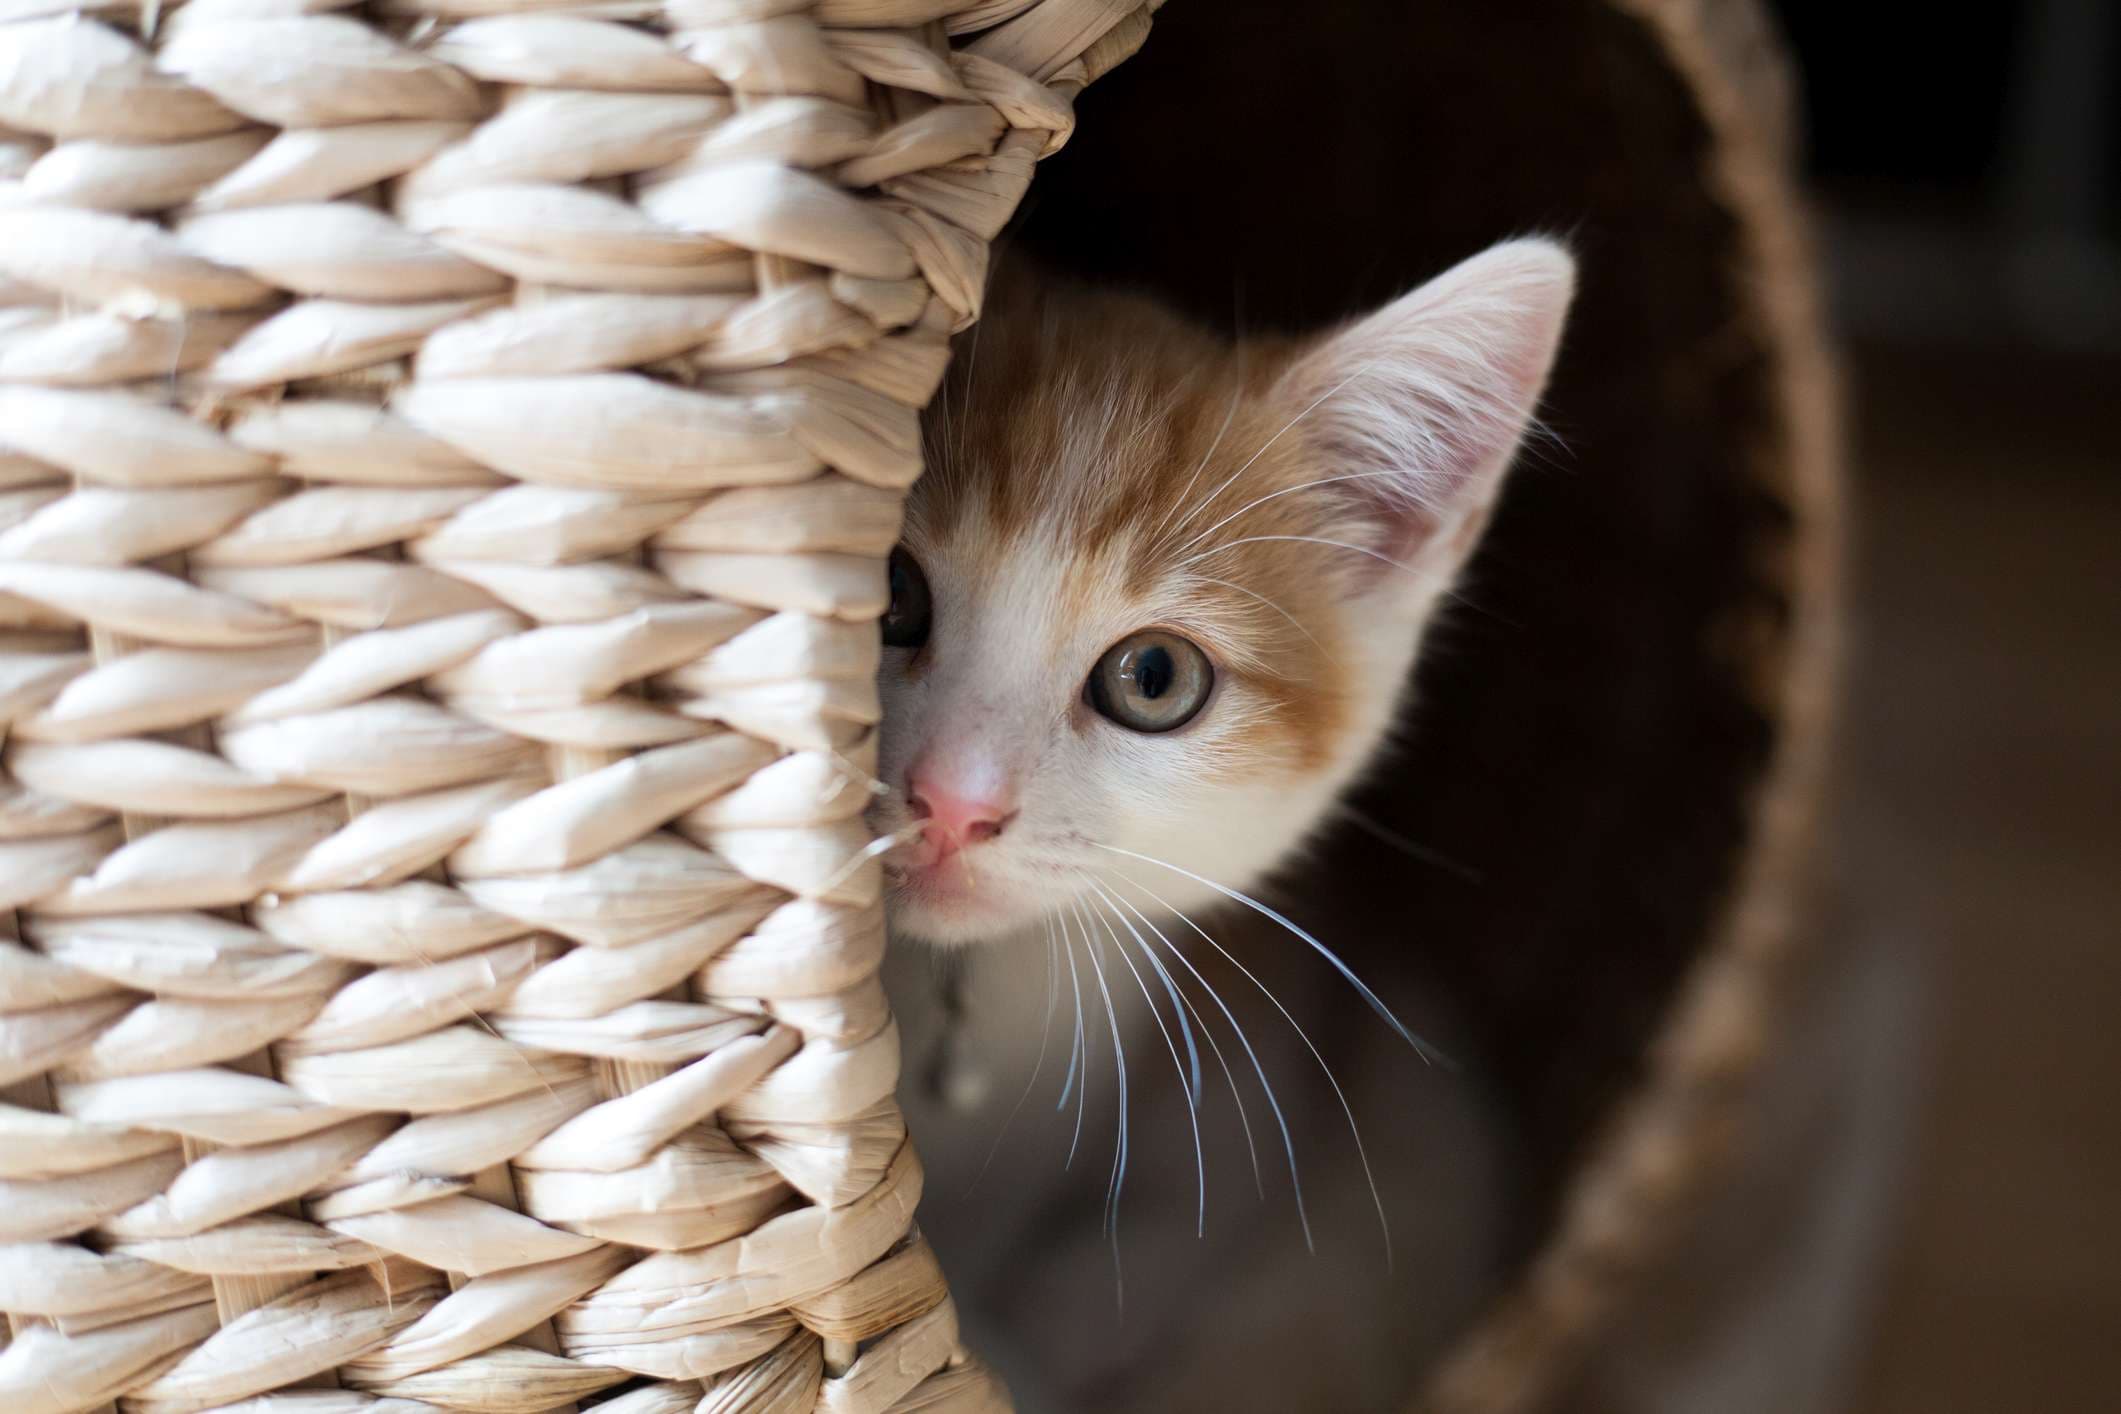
xmin=0 ymin=0 xmax=1841 ymax=1411
xmin=0 ymin=3 xmax=1152 ymax=1412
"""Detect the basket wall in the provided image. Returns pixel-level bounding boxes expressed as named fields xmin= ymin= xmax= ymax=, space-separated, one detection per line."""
xmin=0 ymin=3 xmax=1155 ymax=1412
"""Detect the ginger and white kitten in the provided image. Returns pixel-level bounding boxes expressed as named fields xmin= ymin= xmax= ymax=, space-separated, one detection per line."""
xmin=873 ymin=240 xmax=1576 ymax=1411
xmin=877 ymin=238 xmax=1574 ymax=947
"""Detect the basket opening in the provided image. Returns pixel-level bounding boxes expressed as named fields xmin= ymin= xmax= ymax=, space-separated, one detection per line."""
xmin=1013 ymin=0 xmax=1793 ymax=1239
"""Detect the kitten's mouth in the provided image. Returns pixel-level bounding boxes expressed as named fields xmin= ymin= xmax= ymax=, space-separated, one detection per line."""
xmin=884 ymin=849 xmax=1075 ymax=945
xmin=885 ymin=854 xmax=1004 ymax=911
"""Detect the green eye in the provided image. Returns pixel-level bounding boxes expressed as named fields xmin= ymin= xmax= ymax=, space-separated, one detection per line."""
xmin=1087 ymin=631 xmax=1213 ymax=733
xmin=882 ymin=547 xmax=931 ymax=649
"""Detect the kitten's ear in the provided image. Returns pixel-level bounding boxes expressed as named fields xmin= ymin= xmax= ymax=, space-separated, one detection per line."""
xmin=1277 ymin=237 xmax=1575 ymax=580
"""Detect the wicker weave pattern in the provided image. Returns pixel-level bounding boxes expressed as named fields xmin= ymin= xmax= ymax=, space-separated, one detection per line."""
xmin=0 ymin=3 xmax=1152 ymax=1411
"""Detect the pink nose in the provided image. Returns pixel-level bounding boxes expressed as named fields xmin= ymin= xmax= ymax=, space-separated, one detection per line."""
xmin=907 ymin=772 xmax=1017 ymax=864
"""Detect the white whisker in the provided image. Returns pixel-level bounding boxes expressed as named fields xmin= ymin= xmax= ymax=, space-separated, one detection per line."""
xmin=1057 ymin=913 xmax=1090 ymax=1171
xmin=1103 ymin=892 xmax=1201 ymax=1107
xmin=1100 ymin=879 xmax=1310 ymax=1248
xmin=1073 ymin=901 xmax=1128 ymax=1220
xmin=1162 ymin=361 xmax=1372 ymax=541
xmin=1071 ymin=900 xmax=1130 ymax=1293
xmin=1090 ymin=884 xmax=1202 ymax=1105
xmin=1176 ymin=534 xmax=1428 ymax=585
xmin=1191 ymin=575 xmax=1336 ymax=659
xmin=1338 ymin=804 xmax=1485 ymax=883
xmin=1121 ymin=366 xmax=1204 ymax=459
xmin=1150 ymin=350 xmax=1248 ymax=544
xmin=954 ymin=310 xmax=983 ymax=474
xmin=826 ymin=824 xmax=923 ymax=896
xmin=1106 ymin=870 xmax=1399 ymax=1268
xmin=1090 ymin=843 xmax=1445 ymax=1066
xmin=1173 ymin=469 xmax=1432 ymax=558
xmin=1097 ymin=880 xmax=1266 ymax=1202
xmin=1087 ymin=884 xmax=1207 ymax=1238
xmin=927 ymin=375 xmax=953 ymax=489
xmin=828 ymin=747 xmax=894 ymax=799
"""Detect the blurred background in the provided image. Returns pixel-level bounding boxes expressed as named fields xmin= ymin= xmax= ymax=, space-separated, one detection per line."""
xmin=1767 ymin=1 xmax=2118 ymax=1409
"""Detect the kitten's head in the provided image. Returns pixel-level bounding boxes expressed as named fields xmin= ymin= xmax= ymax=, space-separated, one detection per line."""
xmin=878 ymin=239 xmax=1574 ymax=945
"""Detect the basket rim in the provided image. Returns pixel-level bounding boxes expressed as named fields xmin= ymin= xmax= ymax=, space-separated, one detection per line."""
xmin=1413 ymin=0 xmax=1848 ymax=1407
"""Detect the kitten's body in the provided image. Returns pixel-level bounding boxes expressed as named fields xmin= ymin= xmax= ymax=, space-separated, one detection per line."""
xmin=874 ymin=242 xmax=1575 ymax=1409
xmin=887 ymin=911 xmax=1518 ymax=1412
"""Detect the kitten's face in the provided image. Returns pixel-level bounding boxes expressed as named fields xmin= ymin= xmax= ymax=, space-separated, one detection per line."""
xmin=878 ymin=241 xmax=1574 ymax=945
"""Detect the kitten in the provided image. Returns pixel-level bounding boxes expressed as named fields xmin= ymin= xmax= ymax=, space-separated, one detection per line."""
xmin=875 ymin=239 xmax=1575 ymax=1411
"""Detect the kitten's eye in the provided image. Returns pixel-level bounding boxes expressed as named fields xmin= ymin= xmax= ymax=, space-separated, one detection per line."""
xmin=881 ymin=547 xmax=931 ymax=649
xmin=1087 ymin=631 xmax=1213 ymax=733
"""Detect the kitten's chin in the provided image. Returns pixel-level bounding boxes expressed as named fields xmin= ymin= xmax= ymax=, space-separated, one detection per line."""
xmin=885 ymin=867 xmax=1049 ymax=947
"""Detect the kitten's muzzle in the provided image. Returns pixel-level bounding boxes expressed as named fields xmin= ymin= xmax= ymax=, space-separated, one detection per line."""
xmin=905 ymin=777 xmax=1018 ymax=868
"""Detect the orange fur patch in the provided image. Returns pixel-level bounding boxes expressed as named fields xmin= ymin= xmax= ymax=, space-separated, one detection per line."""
xmin=909 ymin=271 xmax=1377 ymax=775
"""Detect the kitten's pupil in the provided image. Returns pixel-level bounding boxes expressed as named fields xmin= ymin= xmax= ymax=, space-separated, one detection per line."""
xmin=1135 ymin=646 xmax=1171 ymax=699
xmin=882 ymin=547 xmax=931 ymax=648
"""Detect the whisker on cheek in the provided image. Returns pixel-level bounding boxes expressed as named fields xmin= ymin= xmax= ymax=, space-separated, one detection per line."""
xmin=1058 ymin=914 xmax=1091 ymax=1170
xmin=1100 ymin=871 xmax=1310 ymax=1250
xmin=1097 ymin=880 xmax=1266 ymax=1202
xmin=830 ymin=747 xmax=895 ymax=800
xmin=1087 ymin=879 xmax=1207 ymax=1238
xmin=836 ymin=824 xmax=925 ymax=892
xmin=1082 ymin=883 xmax=1202 ymax=1105
xmin=1106 ymin=867 xmax=1396 ymax=1269
xmin=1090 ymin=842 xmax=1444 ymax=1066
xmin=1336 ymin=803 xmax=1484 ymax=883
xmin=1072 ymin=898 xmax=1131 ymax=1307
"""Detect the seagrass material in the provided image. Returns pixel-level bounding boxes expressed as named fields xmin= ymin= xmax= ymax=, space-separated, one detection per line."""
xmin=1413 ymin=5 xmax=1842 ymax=1406
xmin=0 ymin=3 xmax=1155 ymax=1411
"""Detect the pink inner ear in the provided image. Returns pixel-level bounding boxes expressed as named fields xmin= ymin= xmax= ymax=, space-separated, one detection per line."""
xmin=1283 ymin=239 xmax=1576 ymax=566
